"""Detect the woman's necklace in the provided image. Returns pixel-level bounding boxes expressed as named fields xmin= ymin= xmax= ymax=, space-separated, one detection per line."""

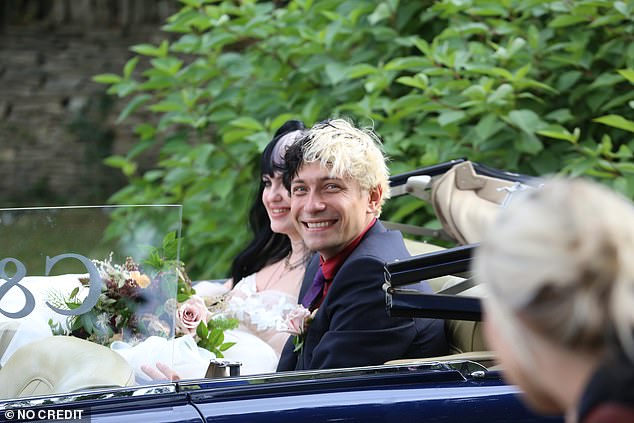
xmin=284 ymin=252 xmax=307 ymax=271
xmin=259 ymin=251 xmax=308 ymax=291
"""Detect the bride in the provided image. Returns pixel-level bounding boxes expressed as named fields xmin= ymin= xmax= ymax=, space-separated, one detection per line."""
xmin=142 ymin=119 xmax=312 ymax=379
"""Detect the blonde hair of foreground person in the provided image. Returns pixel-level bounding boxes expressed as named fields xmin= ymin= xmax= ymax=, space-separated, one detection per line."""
xmin=299 ymin=118 xmax=390 ymax=216
xmin=473 ymin=177 xmax=634 ymax=421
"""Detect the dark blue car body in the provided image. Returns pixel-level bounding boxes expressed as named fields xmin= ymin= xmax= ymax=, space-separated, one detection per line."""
xmin=1 ymin=363 xmax=558 ymax=422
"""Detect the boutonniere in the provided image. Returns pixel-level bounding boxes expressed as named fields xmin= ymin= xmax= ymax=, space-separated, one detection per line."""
xmin=279 ymin=305 xmax=317 ymax=353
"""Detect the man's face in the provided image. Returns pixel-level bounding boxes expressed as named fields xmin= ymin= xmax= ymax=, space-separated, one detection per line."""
xmin=289 ymin=162 xmax=381 ymax=260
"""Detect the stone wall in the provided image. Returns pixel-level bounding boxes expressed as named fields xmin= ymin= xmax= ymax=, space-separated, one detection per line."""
xmin=0 ymin=0 xmax=177 ymax=206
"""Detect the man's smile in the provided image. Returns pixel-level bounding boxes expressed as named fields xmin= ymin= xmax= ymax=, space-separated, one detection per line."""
xmin=302 ymin=219 xmax=337 ymax=230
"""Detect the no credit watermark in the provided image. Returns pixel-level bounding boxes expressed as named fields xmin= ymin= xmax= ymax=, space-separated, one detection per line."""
xmin=3 ymin=408 xmax=89 ymax=422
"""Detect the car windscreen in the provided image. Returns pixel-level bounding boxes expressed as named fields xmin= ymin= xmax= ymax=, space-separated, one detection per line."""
xmin=0 ymin=205 xmax=182 ymax=400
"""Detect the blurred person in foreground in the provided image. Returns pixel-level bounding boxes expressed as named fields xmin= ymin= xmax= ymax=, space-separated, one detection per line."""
xmin=473 ymin=177 xmax=634 ymax=423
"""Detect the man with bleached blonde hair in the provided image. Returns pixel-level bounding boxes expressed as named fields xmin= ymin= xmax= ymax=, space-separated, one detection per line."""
xmin=277 ymin=118 xmax=447 ymax=371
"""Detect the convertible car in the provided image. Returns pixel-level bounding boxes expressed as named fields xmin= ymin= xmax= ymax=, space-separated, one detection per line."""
xmin=0 ymin=161 xmax=562 ymax=423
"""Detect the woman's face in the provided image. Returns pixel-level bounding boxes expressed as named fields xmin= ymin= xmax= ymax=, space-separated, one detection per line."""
xmin=483 ymin=312 xmax=562 ymax=415
xmin=262 ymin=172 xmax=298 ymax=237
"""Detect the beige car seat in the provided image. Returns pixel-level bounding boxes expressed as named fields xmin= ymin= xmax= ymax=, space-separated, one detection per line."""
xmin=0 ymin=336 xmax=135 ymax=399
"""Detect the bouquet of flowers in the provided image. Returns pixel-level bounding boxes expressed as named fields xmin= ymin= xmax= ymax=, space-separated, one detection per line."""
xmin=48 ymin=235 xmax=237 ymax=357
xmin=47 ymin=254 xmax=168 ymax=344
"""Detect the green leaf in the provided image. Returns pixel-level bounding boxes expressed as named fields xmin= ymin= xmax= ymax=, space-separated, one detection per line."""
xmin=150 ymin=57 xmax=184 ymax=75
xmin=117 ymin=94 xmax=152 ymax=123
xmin=134 ymin=123 xmax=157 ymax=140
xmin=345 ymin=64 xmax=378 ymax=79
xmin=593 ymin=115 xmax=634 ymax=133
xmin=368 ymin=3 xmax=392 ymax=25
xmin=515 ymin=132 xmax=543 ymax=154
xmin=229 ymin=117 xmax=264 ymax=131
xmin=537 ymin=125 xmax=578 ymax=143
xmin=176 ymin=293 xmax=190 ymax=302
xmin=218 ymin=341 xmax=236 ymax=351
xmin=149 ymin=100 xmax=185 ymax=113
xmin=390 ymin=198 xmax=424 ymax=222
xmin=93 ymin=73 xmax=123 ymax=84
xmin=437 ymin=110 xmax=465 ymax=127
xmin=396 ymin=74 xmax=428 ymax=90
xmin=474 ymin=114 xmax=504 ymax=144
xmin=507 ymin=110 xmax=545 ymax=134
xmin=618 ymin=69 xmax=634 ymax=84
xmin=69 ymin=287 xmax=80 ymax=299
xmin=325 ymin=62 xmax=347 ymax=85
xmin=589 ymin=14 xmax=625 ymax=28
xmin=196 ymin=320 xmax=209 ymax=339
xmin=587 ymin=72 xmax=624 ymax=91
xmin=103 ymin=155 xmax=137 ymax=177
xmin=549 ymin=15 xmax=587 ymax=28
xmin=412 ymin=37 xmax=431 ymax=56
xmin=384 ymin=56 xmax=430 ymax=71
xmin=223 ymin=129 xmax=254 ymax=144
xmin=131 ymin=43 xmax=164 ymax=57
xmin=123 ymin=57 xmax=139 ymax=79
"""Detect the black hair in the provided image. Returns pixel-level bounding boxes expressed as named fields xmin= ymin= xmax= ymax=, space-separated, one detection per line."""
xmin=282 ymin=118 xmax=339 ymax=192
xmin=229 ymin=120 xmax=306 ymax=286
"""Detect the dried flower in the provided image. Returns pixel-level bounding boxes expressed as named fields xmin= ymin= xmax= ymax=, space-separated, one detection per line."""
xmin=130 ymin=271 xmax=152 ymax=288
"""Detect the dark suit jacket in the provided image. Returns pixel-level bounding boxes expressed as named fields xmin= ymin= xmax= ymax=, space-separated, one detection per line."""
xmin=277 ymin=221 xmax=447 ymax=371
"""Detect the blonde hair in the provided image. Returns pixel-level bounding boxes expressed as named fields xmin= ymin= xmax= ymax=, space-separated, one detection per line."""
xmin=301 ymin=118 xmax=390 ymax=216
xmin=474 ymin=178 xmax=634 ymax=360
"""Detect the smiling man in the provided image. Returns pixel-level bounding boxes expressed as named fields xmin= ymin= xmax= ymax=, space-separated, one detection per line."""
xmin=276 ymin=118 xmax=447 ymax=371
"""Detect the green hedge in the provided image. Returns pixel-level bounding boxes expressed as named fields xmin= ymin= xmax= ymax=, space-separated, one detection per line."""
xmin=96 ymin=0 xmax=634 ymax=279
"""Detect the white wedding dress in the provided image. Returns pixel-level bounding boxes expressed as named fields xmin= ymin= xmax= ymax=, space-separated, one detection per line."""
xmin=194 ymin=273 xmax=299 ymax=374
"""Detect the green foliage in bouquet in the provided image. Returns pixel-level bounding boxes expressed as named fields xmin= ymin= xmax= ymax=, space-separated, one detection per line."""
xmin=196 ymin=317 xmax=237 ymax=358
xmin=144 ymin=231 xmax=195 ymax=302
xmin=95 ymin=0 xmax=634 ymax=279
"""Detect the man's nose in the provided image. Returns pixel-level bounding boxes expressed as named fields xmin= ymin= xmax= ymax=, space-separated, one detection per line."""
xmin=305 ymin=192 xmax=326 ymax=212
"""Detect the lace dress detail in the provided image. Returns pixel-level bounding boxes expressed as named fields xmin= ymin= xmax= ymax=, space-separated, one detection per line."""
xmin=225 ymin=274 xmax=298 ymax=357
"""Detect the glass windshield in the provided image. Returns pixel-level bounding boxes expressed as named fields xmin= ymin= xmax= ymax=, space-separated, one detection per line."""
xmin=0 ymin=205 xmax=182 ymax=399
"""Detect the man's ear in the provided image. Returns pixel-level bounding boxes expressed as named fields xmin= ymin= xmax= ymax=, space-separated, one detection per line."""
xmin=367 ymin=185 xmax=382 ymax=214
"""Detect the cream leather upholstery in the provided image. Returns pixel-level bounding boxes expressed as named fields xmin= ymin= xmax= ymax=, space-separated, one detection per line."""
xmin=0 ymin=336 xmax=135 ymax=399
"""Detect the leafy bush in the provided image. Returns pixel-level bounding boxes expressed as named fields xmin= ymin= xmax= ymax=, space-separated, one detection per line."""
xmin=96 ymin=0 xmax=634 ymax=279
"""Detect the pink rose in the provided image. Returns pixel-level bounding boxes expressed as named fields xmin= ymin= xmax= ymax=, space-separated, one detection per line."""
xmin=280 ymin=305 xmax=312 ymax=336
xmin=176 ymin=295 xmax=211 ymax=335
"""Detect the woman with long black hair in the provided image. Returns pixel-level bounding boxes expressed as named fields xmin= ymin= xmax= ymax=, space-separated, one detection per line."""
xmin=190 ymin=120 xmax=311 ymax=374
